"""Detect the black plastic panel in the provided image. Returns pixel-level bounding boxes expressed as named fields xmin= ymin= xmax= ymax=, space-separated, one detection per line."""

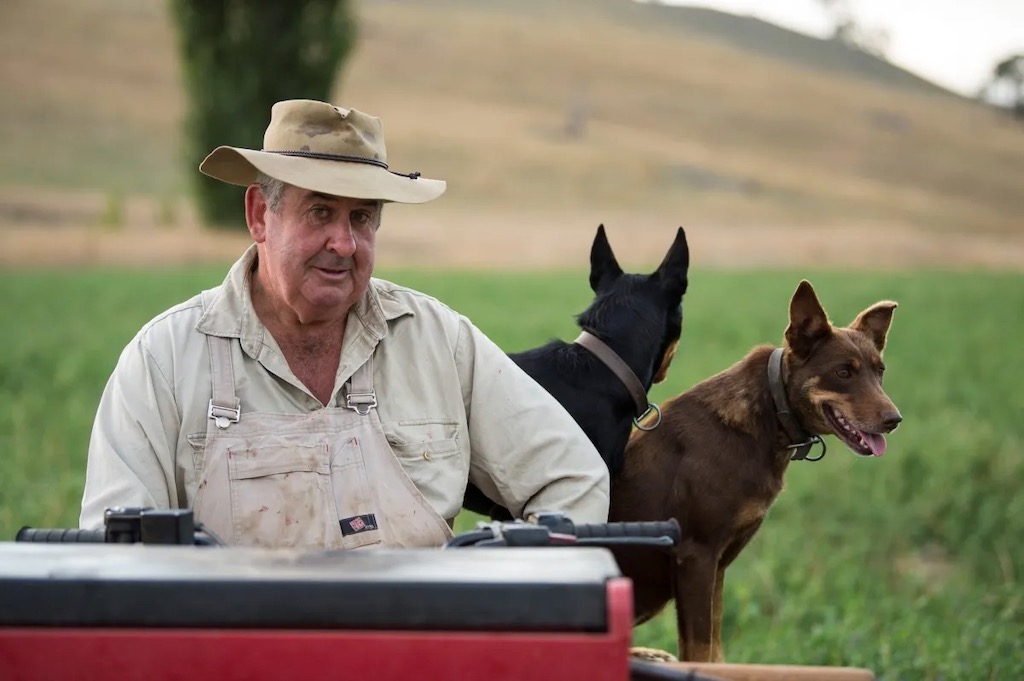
xmin=0 ymin=544 xmax=620 ymax=632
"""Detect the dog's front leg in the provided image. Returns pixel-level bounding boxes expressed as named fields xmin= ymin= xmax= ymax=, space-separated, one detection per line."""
xmin=711 ymin=566 xmax=725 ymax=662
xmin=674 ymin=550 xmax=717 ymax=662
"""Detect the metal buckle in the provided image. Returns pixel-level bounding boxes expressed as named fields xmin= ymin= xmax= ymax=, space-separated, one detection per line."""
xmin=207 ymin=399 xmax=240 ymax=429
xmin=346 ymin=391 xmax=377 ymax=416
xmin=789 ymin=434 xmax=827 ymax=461
xmin=633 ymin=402 xmax=663 ymax=431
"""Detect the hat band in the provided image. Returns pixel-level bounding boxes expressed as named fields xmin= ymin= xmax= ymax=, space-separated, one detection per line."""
xmin=268 ymin=148 xmax=423 ymax=179
xmin=264 ymin=149 xmax=390 ymax=170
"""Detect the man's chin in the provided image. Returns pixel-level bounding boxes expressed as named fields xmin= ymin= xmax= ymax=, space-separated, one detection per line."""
xmin=299 ymin=283 xmax=363 ymax=316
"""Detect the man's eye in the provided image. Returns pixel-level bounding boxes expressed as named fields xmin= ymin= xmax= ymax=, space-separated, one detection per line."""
xmin=310 ymin=206 xmax=331 ymax=220
xmin=352 ymin=211 xmax=373 ymax=226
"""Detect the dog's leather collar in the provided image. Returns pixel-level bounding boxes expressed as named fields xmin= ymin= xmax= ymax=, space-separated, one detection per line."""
xmin=574 ymin=331 xmax=653 ymax=422
xmin=767 ymin=348 xmax=825 ymax=461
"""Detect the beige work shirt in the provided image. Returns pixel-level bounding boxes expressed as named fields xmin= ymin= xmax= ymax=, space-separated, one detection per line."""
xmin=80 ymin=245 xmax=609 ymax=531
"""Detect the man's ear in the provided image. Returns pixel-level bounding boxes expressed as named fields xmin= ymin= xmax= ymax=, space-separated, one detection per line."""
xmin=245 ymin=185 xmax=269 ymax=243
xmin=785 ymin=280 xmax=832 ymax=359
xmin=850 ymin=301 xmax=898 ymax=353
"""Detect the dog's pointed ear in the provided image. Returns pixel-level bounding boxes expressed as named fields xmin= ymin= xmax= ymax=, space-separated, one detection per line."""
xmin=654 ymin=227 xmax=689 ymax=299
xmin=589 ymin=224 xmax=622 ymax=292
xmin=850 ymin=301 xmax=898 ymax=353
xmin=785 ymin=280 xmax=832 ymax=359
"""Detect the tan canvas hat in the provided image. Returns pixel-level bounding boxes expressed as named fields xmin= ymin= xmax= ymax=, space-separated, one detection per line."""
xmin=199 ymin=99 xmax=446 ymax=204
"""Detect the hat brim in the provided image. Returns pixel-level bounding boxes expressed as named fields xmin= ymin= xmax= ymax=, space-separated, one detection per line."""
xmin=199 ymin=147 xmax=446 ymax=204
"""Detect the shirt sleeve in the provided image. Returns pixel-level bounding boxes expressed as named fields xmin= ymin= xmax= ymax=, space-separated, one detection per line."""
xmin=454 ymin=315 xmax=610 ymax=524
xmin=79 ymin=337 xmax=181 ymax=530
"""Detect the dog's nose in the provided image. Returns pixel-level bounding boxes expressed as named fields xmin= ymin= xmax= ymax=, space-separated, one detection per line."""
xmin=881 ymin=410 xmax=903 ymax=431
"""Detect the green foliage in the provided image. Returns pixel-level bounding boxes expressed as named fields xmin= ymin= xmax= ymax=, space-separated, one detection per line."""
xmin=169 ymin=0 xmax=357 ymax=227
xmin=0 ymin=266 xmax=1021 ymax=679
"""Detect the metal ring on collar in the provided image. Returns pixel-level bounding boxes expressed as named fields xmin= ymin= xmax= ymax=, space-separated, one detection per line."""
xmin=633 ymin=403 xmax=662 ymax=431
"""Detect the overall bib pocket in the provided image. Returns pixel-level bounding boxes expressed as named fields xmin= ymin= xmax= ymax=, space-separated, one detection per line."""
xmin=227 ymin=441 xmax=336 ymax=548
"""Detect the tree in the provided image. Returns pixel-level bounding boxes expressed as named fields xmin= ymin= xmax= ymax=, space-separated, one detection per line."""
xmin=170 ymin=1 xmax=357 ymax=228
xmin=983 ymin=54 xmax=1024 ymax=119
xmin=817 ymin=0 xmax=889 ymax=59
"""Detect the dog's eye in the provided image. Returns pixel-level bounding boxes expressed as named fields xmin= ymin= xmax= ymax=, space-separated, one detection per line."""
xmin=836 ymin=367 xmax=853 ymax=379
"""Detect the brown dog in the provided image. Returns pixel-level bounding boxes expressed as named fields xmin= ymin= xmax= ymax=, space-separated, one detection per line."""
xmin=610 ymin=280 xmax=902 ymax=662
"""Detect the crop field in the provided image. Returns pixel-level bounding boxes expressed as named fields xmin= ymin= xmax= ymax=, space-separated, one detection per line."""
xmin=0 ymin=265 xmax=1020 ymax=679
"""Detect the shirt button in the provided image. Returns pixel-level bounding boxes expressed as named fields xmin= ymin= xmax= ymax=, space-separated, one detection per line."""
xmin=423 ymin=451 xmax=432 ymax=461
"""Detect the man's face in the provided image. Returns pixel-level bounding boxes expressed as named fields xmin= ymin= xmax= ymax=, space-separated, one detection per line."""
xmin=246 ymin=183 xmax=380 ymax=325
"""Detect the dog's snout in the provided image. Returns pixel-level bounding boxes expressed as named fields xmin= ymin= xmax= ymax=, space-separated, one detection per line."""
xmin=881 ymin=410 xmax=903 ymax=432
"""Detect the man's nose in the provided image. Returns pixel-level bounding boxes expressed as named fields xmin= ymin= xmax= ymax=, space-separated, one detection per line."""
xmin=326 ymin=219 xmax=357 ymax=255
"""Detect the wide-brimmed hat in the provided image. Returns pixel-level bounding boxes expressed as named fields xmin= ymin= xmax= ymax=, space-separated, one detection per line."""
xmin=199 ymin=99 xmax=446 ymax=204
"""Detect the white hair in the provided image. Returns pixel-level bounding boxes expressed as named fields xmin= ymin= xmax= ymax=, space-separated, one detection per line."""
xmin=254 ymin=173 xmax=288 ymax=213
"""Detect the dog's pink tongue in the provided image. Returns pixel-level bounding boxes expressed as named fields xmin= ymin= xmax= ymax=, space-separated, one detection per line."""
xmin=864 ymin=432 xmax=887 ymax=457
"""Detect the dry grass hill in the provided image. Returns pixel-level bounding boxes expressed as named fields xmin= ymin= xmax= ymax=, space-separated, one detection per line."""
xmin=1 ymin=0 xmax=1022 ymax=269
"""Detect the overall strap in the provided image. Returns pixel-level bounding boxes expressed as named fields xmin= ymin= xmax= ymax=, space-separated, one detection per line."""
xmin=344 ymin=355 xmax=377 ymax=416
xmin=201 ymin=290 xmax=241 ymax=429
xmin=207 ymin=335 xmax=241 ymax=429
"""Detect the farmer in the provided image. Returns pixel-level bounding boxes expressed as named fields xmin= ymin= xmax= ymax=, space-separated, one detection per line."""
xmin=79 ymin=99 xmax=609 ymax=549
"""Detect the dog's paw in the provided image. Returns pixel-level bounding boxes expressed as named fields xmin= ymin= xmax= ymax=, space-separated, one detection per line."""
xmin=629 ymin=646 xmax=679 ymax=663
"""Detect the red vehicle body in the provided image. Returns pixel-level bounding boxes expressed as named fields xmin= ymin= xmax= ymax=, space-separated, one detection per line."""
xmin=0 ymin=542 xmax=634 ymax=681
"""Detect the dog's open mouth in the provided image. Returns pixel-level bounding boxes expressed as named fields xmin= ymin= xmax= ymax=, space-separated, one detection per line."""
xmin=822 ymin=404 xmax=886 ymax=457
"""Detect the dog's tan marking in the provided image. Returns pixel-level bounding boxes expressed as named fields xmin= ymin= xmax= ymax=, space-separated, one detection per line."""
xmin=734 ymin=500 xmax=767 ymax=528
xmin=715 ymin=390 xmax=755 ymax=432
xmin=688 ymin=642 xmax=714 ymax=662
xmin=653 ymin=340 xmax=679 ymax=384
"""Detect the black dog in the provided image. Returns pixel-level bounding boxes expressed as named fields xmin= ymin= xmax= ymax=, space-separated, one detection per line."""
xmin=463 ymin=224 xmax=690 ymax=519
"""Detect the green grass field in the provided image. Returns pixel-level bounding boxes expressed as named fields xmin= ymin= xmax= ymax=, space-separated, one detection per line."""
xmin=0 ymin=266 xmax=1021 ymax=679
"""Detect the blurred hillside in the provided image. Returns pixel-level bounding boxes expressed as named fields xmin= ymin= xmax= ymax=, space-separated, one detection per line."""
xmin=538 ymin=0 xmax=956 ymax=97
xmin=1 ymin=0 xmax=1023 ymax=269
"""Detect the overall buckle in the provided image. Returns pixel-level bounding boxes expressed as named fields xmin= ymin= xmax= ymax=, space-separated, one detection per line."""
xmin=207 ymin=399 xmax=240 ymax=429
xmin=346 ymin=391 xmax=377 ymax=416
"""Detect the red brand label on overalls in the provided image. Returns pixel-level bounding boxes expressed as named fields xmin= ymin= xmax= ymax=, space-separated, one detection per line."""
xmin=340 ymin=514 xmax=378 ymax=536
